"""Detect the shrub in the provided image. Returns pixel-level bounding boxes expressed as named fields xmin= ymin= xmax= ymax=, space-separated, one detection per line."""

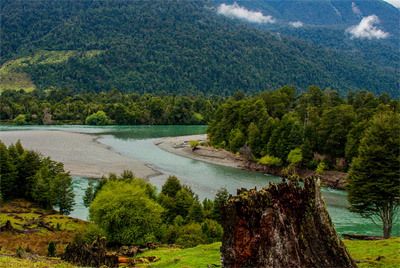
xmin=85 ymin=111 xmax=108 ymax=125
xmin=258 ymin=155 xmax=282 ymax=166
xmin=47 ymin=240 xmax=56 ymax=257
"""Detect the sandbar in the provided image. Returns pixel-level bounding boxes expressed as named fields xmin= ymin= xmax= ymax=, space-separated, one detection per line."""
xmin=154 ymin=134 xmax=244 ymax=168
xmin=0 ymin=130 xmax=160 ymax=179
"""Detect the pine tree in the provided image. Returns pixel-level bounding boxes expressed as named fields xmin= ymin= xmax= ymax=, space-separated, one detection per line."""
xmin=54 ymin=173 xmax=75 ymax=215
xmin=0 ymin=142 xmax=17 ymax=200
xmin=346 ymin=112 xmax=400 ymax=238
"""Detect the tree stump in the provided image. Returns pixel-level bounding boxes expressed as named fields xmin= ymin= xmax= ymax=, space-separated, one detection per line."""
xmin=62 ymin=236 xmax=118 ymax=267
xmin=220 ymin=178 xmax=357 ymax=268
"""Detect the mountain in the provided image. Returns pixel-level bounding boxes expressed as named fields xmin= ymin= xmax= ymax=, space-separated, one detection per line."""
xmin=1 ymin=0 xmax=398 ymax=97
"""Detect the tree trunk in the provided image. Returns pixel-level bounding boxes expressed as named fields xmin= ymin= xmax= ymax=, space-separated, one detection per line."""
xmin=220 ymin=178 xmax=357 ymax=268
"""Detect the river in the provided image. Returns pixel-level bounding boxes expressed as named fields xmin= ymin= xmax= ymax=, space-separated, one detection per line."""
xmin=1 ymin=125 xmax=399 ymax=237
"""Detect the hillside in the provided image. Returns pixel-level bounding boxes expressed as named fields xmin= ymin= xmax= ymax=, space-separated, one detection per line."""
xmin=1 ymin=0 xmax=398 ymax=97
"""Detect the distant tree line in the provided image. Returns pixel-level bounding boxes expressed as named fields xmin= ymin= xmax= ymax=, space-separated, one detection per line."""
xmin=0 ymin=141 xmax=75 ymax=215
xmin=83 ymin=173 xmax=228 ymax=248
xmin=0 ymin=88 xmax=223 ymax=125
xmin=207 ymin=86 xmax=399 ymax=172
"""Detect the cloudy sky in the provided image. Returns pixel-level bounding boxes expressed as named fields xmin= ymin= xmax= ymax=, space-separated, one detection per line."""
xmin=383 ymin=0 xmax=400 ymax=8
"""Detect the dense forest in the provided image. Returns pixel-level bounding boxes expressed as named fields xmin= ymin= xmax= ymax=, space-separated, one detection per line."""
xmin=207 ymin=86 xmax=399 ymax=172
xmin=0 ymin=89 xmax=223 ymax=125
xmin=0 ymin=141 xmax=75 ymax=215
xmin=1 ymin=0 xmax=399 ymax=97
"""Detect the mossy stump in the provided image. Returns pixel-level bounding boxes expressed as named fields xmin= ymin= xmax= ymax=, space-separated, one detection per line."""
xmin=220 ymin=178 xmax=357 ymax=268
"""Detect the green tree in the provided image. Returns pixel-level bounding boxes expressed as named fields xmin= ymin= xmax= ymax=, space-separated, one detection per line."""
xmin=54 ymin=173 xmax=75 ymax=215
xmin=187 ymin=200 xmax=205 ymax=223
xmin=85 ymin=111 xmax=108 ymax=125
xmin=89 ymin=179 xmax=164 ymax=245
xmin=346 ymin=112 xmax=400 ymax=238
xmin=213 ymin=187 xmax=229 ymax=223
xmin=47 ymin=240 xmax=56 ymax=257
xmin=0 ymin=142 xmax=17 ymax=200
xmin=161 ymin=176 xmax=182 ymax=198
xmin=13 ymin=114 xmax=27 ymax=125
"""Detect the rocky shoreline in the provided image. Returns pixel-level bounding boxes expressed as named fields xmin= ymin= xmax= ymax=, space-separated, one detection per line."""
xmin=155 ymin=134 xmax=347 ymax=190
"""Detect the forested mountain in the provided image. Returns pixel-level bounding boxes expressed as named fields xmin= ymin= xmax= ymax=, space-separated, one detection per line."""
xmin=213 ymin=0 xmax=400 ymax=89
xmin=1 ymin=0 xmax=398 ymax=97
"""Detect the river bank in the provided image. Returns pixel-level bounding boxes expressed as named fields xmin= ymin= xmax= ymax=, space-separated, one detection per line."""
xmin=154 ymin=134 xmax=347 ymax=190
xmin=0 ymin=130 xmax=160 ymax=179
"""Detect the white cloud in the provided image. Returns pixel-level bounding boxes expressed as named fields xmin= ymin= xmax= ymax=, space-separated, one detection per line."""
xmin=383 ymin=0 xmax=400 ymax=8
xmin=217 ymin=3 xmax=275 ymax=24
xmin=289 ymin=21 xmax=303 ymax=28
xmin=346 ymin=15 xmax=389 ymax=39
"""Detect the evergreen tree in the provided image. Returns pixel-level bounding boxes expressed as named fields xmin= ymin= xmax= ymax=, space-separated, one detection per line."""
xmin=0 ymin=142 xmax=17 ymax=200
xmin=161 ymin=176 xmax=182 ymax=198
xmin=187 ymin=200 xmax=205 ymax=223
xmin=54 ymin=173 xmax=75 ymax=215
xmin=346 ymin=112 xmax=400 ymax=238
xmin=213 ymin=187 xmax=229 ymax=223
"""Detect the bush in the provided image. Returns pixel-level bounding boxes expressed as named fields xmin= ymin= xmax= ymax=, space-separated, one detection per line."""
xmin=47 ymin=240 xmax=56 ymax=257
xmin=13 ymin=114 xmax=27 ymax=125
xmin=189 ymin=140 xmax=200 ymax=149
xmin=287 ymin=148 xmax=302 ymax=167
xmin=89 ymin=179 xmax=164 ymax=245
xmin=258 ymin=155 xmax=282 ymax=166
xmin=85 ymin=111 xmax=108 ymax=125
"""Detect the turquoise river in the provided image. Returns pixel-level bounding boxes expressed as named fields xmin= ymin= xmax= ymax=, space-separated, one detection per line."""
xmin=1 ymin=125 xmax=399 ymax=237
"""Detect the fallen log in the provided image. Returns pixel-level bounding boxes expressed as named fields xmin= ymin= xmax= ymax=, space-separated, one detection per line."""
xmin=342 ymin=234 xmax=384 ymax=240
xmin=0 ymin=220 xmax=40 ymax=234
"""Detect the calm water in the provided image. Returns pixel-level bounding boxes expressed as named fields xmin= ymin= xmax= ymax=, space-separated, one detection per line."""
xmin=1 ymin=125 xmax=399 ymax=237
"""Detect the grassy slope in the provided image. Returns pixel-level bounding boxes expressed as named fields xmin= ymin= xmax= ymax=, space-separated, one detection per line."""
xmin=134 ymin=239 xmax=400 ymax=268
xmin=0 ymin=50 xmax=103 ymax=92
xmin=0 ymin=199 xmax=87 ymax=256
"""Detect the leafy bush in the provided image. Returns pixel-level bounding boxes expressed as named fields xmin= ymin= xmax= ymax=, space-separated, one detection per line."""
xmin=13 ymin=114 xmax=27 ymax=125
xmin=287 ymin=148 xmax=303 ymax=167
xmin=189 ymin=140 xmax=200 ymax=149
xmin=89 ymin=179 xmax=163 ymax=245
xmin=85 ymin=111 xmax=108 ymax=125
xmin=258 ymin=155 xmax=282 ymax=167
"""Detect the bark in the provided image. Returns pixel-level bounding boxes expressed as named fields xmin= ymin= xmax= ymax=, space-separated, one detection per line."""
xmin=220 ymin=178 xmax=357 ymax=268
xmin=62 ymin=236 xmax=118 ymax=267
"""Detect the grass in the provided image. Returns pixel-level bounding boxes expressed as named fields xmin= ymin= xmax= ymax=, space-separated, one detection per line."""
xmin=134 ymin=242 xmax=221 ymax=268
xmin=132 ymin=238 xmax=400 ymax=268
xmin=0 ymin=256 xmax=77 ymax=268
xmin=0 ymin=199 xmax=88 ymax=256
xmin=0 ymin=50 xmax=103 ymax=93
xmin=344 ymin=237 xmax=400 ymax=268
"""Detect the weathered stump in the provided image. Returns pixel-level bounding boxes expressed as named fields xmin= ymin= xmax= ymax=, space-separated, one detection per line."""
xmin=62 ymin=236 xmax=118 ymax=267
xmin=220 ymin=178 xmax=357 ymax=268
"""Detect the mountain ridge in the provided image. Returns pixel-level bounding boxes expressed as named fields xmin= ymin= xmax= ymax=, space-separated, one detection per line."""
xmin=1 ymin=0 xmax=398 ymax=97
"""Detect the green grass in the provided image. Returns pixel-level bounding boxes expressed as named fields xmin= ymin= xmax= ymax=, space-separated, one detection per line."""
xmin=134 ymin=242 xmax=221 ymax=268
xmin=344 ymin=237 xmax=400 ymax=268
xmin=0 ymin=50 xmax=103 ymax=93
xmin=0 ymin=256 xmax=77 ymax=268
xmin=133 ymin=239 xmax=400 ymax=268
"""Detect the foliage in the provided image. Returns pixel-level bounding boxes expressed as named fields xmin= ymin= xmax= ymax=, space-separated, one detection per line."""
xmin=287 ymin=148 xmax=303 ymax=167
xmin=86 ymin=175 xmax=225 ymax=248
xmin=89 ymin=179 xmax=164 ymax=245
xmin=0 ymin=141 xmax=75 ymax=214
xmin=85 ymin=111 xmax=108 ymax=125
xmin=189 ymin=140 xmax=200 ymax=149
xmin=0 ymin=89 xmax=220 ymax=125
xmin=346 ymin=112 xmax=400 ymax=238
xmin=47 ymin=240 xmax=56 ymax=257
xmin=258 ymin=155 xmax=283 ymax=167
xmin=207 ymin=86 xmax=399 ymax=171
xmin=12 ymin=114 xmax=27 ymax=125
xmin=315 ymin=161 xmax=328 ymax=176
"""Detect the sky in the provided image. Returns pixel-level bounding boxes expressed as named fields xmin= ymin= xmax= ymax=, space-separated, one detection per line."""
xmin=383 ymin=0 xmax=400 ymax=8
